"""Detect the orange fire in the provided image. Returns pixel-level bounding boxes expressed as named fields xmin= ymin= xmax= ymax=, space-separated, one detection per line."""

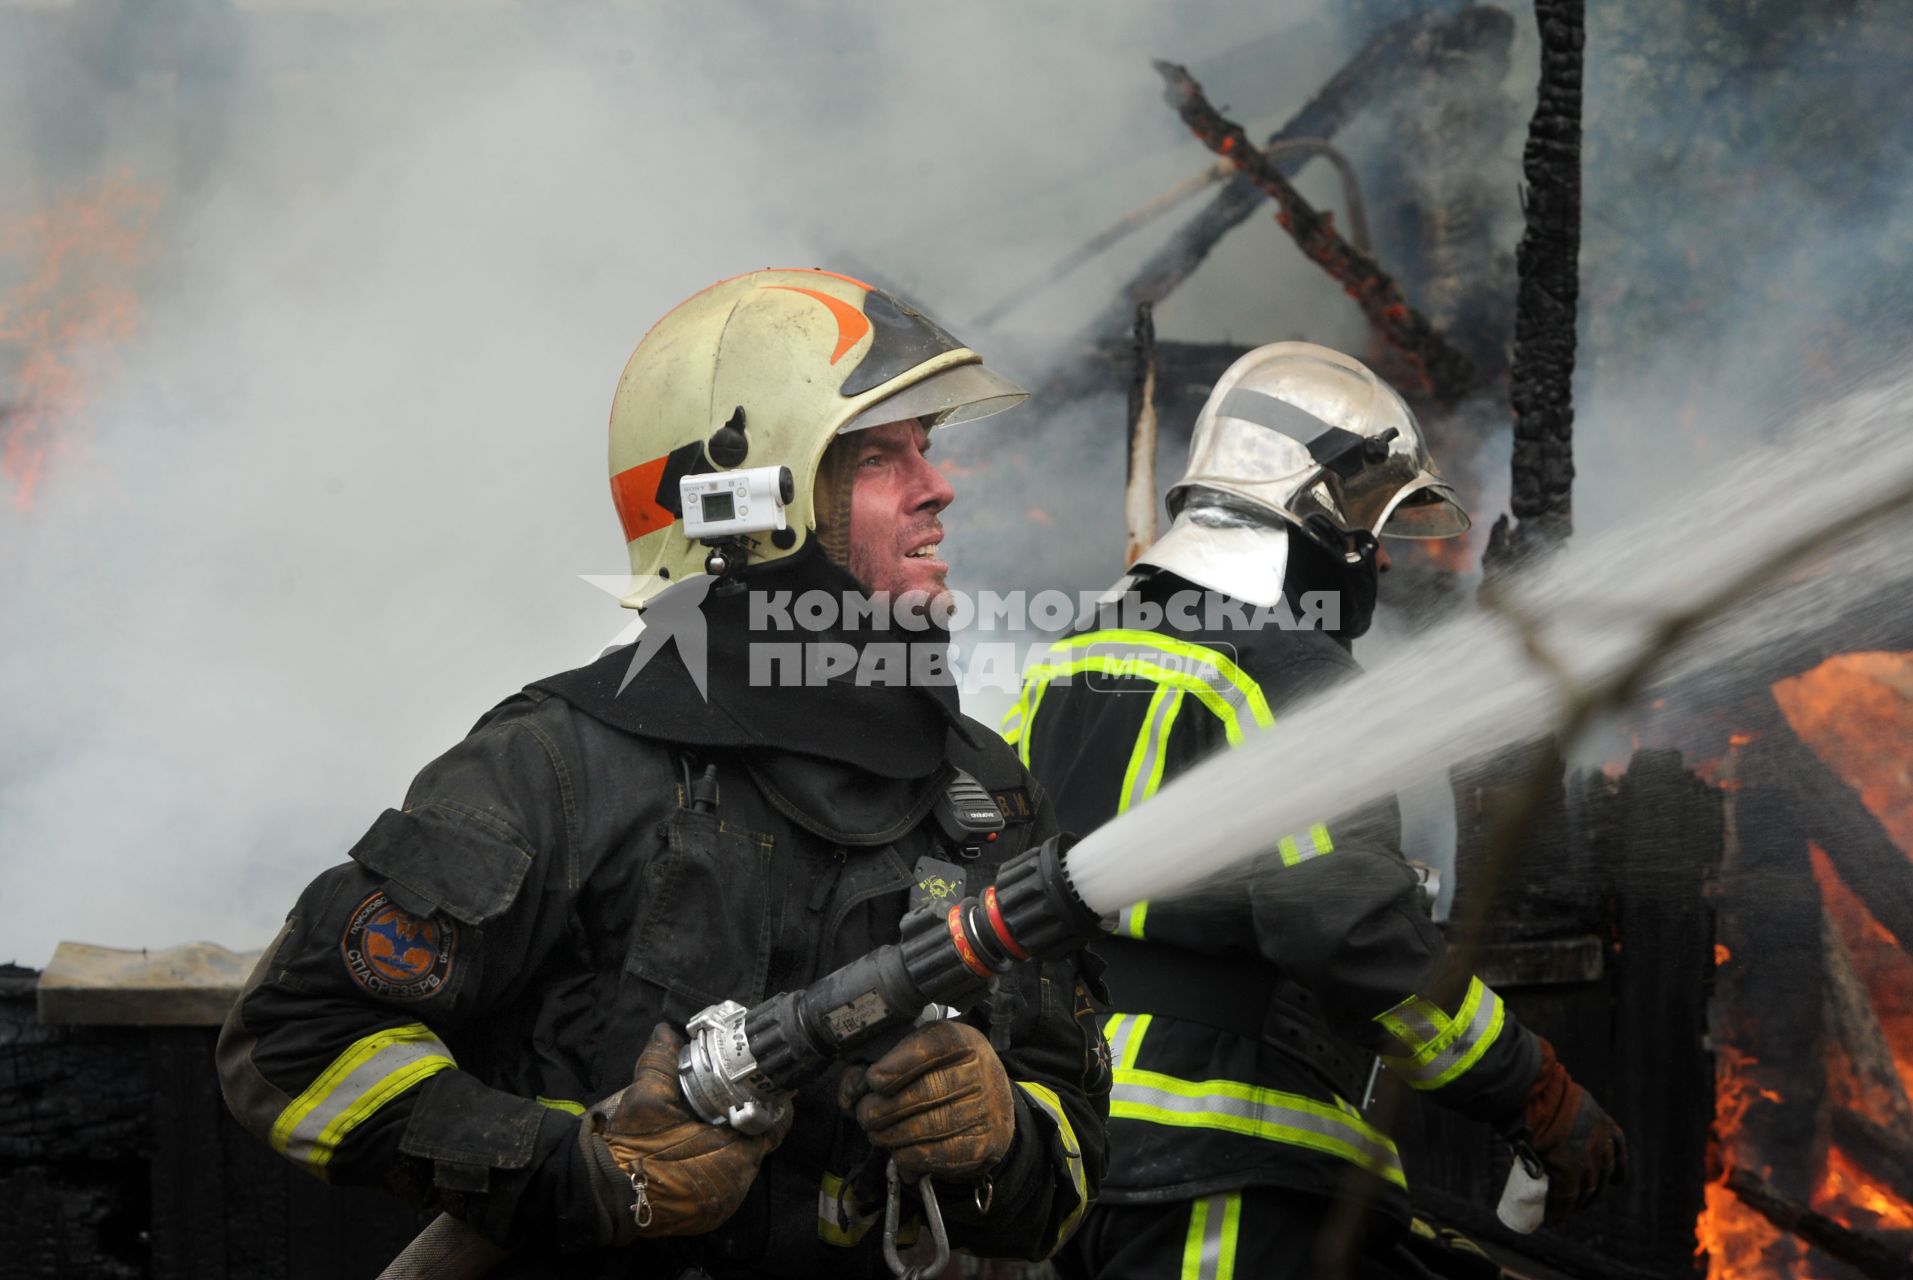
xmin=0 ymin=175 xmax=159 ymax=510
xmin=1816 ymin=1147 xmax=1913 ymax=1236
xmin=1772 ymin=652 xmax=1913 ymax=858
xmin=1697 ymin=1047 xmax=1800 ymax=1278
xmin=1810 ymin=841 xmax=1913 ymax=1109
xmin=1696 ymin=653 xmax=1913 ymax=1276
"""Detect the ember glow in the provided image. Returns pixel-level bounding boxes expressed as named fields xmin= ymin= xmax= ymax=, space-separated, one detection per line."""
xmin=1773 ymin=651 xmax=1913 ymax=856
xmin=1696 ymin=653 xmax=1913 ymax=1276
xmin=1697 ymin=1046 xmax=1800 ymax=1279
xmin=1818 ymin=1146 xmax=1913 ymax=1238
xmin=0 ymin=176 xmax=159 ymax=510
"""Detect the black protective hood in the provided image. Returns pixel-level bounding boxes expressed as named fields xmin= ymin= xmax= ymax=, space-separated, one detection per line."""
xmin=531 ymin=546 xmax=981 ymax=784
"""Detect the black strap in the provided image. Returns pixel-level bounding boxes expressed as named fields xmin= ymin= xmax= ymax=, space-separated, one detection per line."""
xmin=1096 ymin=937 xmax=1374 ymax=1103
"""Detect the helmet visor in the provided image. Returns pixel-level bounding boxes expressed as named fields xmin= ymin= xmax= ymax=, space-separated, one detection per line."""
xmin=1373 ymin=474 xmax=1471 ymax=539
xmin=837 ymin=362 xmax=1028 ymax=435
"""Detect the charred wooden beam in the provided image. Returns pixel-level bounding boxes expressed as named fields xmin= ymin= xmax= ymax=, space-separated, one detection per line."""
xmin=978 ymin=139 xmax=1372 ymax=331
xmin=1726 ymin=1167 xmax=1913 ymax=1280
xmin=1754 ymin=693 xmax=1913 ymax=958
xmin=1485 ymin=0 xmax=1585 ymax=574
xmin=1125 ymin=302 xmax=1160 ymax=567
xmin=1153 ymin=60 xmax=1476 ymax=403
xmin=1719 ymin=736 xmax=1832 ymax=1205
xmin=1832 ymin=1108 xmax=1913 ymax=1215
xmin=1088 ymin=6 xmax=1512 ymax=346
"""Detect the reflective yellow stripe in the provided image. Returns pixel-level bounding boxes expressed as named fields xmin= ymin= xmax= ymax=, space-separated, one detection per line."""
xmin=1016 ymin=677 xmax=1053 ymax=766
xmin=1183 ymin=1196 xmax=1210 ymax=1280
xmin=1218 ymin=1192 xmax=1241 ymax=1280
xmin=818 ymin=1170 xmax=879 ymax=1246
xmin=1117 ymin=899 xmax=1150 ymax=939
xmin=1119 ymin=683 xmax=1184 ymax=813
xmin=1376 ymin=978 xmax=1507 ymax=1091
xmin=269 ymin=1023 xmax=455 ymax=1177
xmin=1102 ymin=1011 xmax=1153 ymax=1071
xmin=536 ymin=1097 xmax=585 ymax=1116
xmin=1021 ymin=629 xmax=1273 ymax=748
xmin=1056 ymin=630 xmax=1275 ymax=730
xmin=1111 ymin=1067 xmax=1405 ymax=1188
xmin=999 ymin=699 xmax=1025 ymax=746
xmin=1277 ymin=821 xmax=1336 ymax=867
xmin=1017 ymin=1080 xmax=1090 ymax=1253
xmin=1182 ymin=1192 xmax=1242 ymax=1280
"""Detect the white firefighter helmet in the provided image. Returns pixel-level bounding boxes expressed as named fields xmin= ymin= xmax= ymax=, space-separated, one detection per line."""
xmin=606 ymin=269 xmax=1026 ymax=608
xmin=1135 ymin=341 xmax=1468 ymax=606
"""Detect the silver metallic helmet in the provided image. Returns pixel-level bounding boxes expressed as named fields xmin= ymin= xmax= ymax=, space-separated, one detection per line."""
xmin=1165 ymin=341 xmax=1469 ymax=540
xmin=1132 ymin=342 xmax=1468 ymax=608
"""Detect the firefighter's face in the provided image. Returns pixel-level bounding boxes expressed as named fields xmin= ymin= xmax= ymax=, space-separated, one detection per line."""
xmin=847 ymin=419 xmax=955 ymax=606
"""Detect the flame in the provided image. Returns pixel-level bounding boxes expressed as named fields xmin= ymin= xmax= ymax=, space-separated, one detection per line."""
xmin=1816 ymin=1147 xmax=1913 ymax=1235
xmin=1772 ymin=652 xmax=1913 ymax=860
xmin=1782 ymin=653 xmax=1913 ymax=1105
xmin=1696 ymin=1047 xmax=1802 ymax=1278
xmin=0 ymin=175 xmax=159 ymax=510
xmin=1810 ymin=841 xmax=1913 ymax=1109
xmin=1696 ymin=1180 xmax=1799 ymax=1279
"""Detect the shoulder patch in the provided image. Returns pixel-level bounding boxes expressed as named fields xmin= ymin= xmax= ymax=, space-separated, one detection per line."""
xmin=341 ymin=890 xmax=458 ymax=1000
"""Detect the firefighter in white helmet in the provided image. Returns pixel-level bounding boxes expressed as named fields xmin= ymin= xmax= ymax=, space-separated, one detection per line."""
xmin=1005 ymin=343 xmax=1624 ymax=1279
xmin=220 ymin=270 xmax=1108 ymax=1276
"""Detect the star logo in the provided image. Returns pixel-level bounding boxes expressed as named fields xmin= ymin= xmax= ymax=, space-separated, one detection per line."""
xmin=578 ymin=573 xmax=715 ymax=700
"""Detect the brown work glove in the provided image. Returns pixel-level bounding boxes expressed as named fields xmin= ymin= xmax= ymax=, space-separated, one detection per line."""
xmin=839 ymin=1020 xmax=1015 ymax=1182
xmin=1523 ymin=1036 xmax=1628 ymax=1219
xmin=593 ymin=1022 xmax=789 ymax=1238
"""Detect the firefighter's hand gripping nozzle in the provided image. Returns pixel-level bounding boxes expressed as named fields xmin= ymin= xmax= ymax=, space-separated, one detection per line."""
xmin=676 ymin=835 xmax=1102 ymax=1134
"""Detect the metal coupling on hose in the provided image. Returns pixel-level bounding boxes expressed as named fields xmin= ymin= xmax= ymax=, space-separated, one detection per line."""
xmin=676 ymin=1000 xmax=790 ymax=1135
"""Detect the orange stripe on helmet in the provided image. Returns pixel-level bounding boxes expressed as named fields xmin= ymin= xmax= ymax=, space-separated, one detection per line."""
xmin=610 ymin=454 xmax=675 ymax=542
xmin=762 ymin=284 xmax=872 ymax=365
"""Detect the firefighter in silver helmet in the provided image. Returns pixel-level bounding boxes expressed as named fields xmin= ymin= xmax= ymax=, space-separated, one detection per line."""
xmin=1006 ymin=342 xmax=1624 ymax=1279
xmin=220 ymin=270 xmax=1108 ymax=1276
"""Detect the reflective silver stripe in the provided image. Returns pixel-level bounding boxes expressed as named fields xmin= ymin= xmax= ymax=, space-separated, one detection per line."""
xmin=1070 ymin=639 xmax=1259 ymax=727
xmin=1115 ymin=899 xmax=1149 ymax=939
xmin=818 ymin=1171 xmax=877 ymax=1246
xmin=270 ymin=1023 xmax=455 ymax=1175
xmin=1120 ymin=683 xmax=1183 ymax=812
xmin=1111 ymin=1068 xmax=1405 ymax=1187
xmin=1382 ymin=980 xmax=1506 ymax=1091
xmin=1183 ymin=1192 xmax=1241 ymax=1280
xmin=1102 ymin=1012 xmax=1152 ymax=1070
xmin=1381 ymin=996 xmax=1446 ymax=1050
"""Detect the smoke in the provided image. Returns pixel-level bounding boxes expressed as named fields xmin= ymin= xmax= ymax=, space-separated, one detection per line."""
xmin=0 ymin=1 xmax=1352 ymax=966
xmin=0 ymin=0 xmax=1906 ymax=965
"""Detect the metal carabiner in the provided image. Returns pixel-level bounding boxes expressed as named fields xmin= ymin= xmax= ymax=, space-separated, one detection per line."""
xmin=881 ymin=1158 xmax=951 ymax=1280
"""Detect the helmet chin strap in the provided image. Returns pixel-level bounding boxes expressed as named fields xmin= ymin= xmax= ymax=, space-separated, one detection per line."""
xmin=1297 ymin=514 xmax=1381 ymax=639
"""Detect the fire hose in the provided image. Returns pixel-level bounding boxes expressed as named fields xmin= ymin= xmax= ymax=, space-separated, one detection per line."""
xmin=378 ymin=834 xmax=1105 ymax=1280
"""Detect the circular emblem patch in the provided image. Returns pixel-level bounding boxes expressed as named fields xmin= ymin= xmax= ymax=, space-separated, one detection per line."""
xmin=341 ymin=891 xmax=457 ymax=1000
